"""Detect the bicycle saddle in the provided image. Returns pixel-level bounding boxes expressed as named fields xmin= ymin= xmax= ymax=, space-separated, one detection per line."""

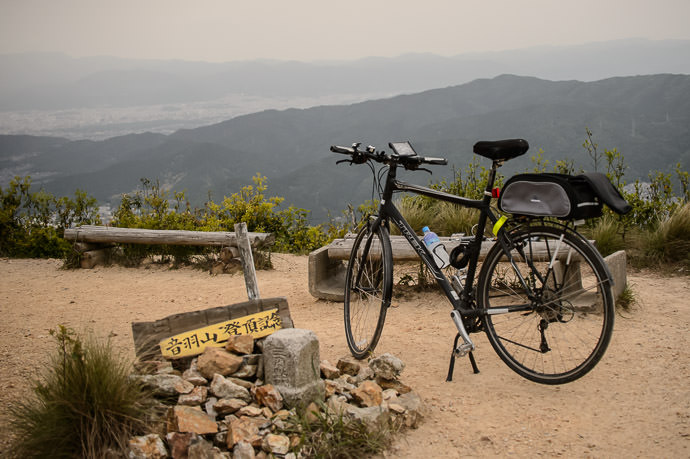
xmin=473 ymin=139 xmax=529 ymax=161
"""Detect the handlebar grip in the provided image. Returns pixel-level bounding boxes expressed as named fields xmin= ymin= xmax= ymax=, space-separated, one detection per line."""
xmin=424 ymin=157 xmax=448 ymax=165
xmin=330 ymin=145 xmax=354 ymax=155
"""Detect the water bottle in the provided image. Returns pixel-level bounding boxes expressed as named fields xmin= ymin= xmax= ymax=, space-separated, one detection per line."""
xmin=422 ymin=226 xmax=450 ymax=269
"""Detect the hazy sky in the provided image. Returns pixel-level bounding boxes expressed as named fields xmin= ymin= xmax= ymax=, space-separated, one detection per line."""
xmin=2 ymin=0 xmax=690 ymax=62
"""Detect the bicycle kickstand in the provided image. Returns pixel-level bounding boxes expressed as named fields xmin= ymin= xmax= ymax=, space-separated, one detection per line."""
xmin=446 ymin=333 xmax=480 ymax=382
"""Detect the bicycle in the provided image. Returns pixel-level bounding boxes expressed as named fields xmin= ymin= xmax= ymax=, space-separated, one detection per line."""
xmin=330 ymin=139 xmax=628 ymax=385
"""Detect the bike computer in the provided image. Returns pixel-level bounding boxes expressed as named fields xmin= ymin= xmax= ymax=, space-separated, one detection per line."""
xmin=389 ymin=141 xmax=418 ymax=157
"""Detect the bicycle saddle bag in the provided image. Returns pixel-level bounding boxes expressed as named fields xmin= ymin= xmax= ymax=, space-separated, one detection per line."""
xmin=580 ymin=172 xmax=632 ymax=215
xmin=498 ymin=172 xmax=610 ymax=220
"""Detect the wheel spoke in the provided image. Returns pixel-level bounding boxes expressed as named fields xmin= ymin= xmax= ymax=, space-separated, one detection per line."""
xmin=480 ymin=225 xmax=614 ymax=384
xmin=344 ymin=226 xmax=392 ymax=359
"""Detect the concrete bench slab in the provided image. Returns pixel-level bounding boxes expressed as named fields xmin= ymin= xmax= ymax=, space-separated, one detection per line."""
xmin=308 ymin=234 xmax=627 ymax=303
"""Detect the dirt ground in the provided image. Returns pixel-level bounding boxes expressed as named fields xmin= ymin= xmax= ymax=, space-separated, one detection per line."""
xmin=0 ymin=254 xmax=688 ymax=457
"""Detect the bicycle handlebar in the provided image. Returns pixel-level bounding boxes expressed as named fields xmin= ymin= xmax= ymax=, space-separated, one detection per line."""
xmin=330 ymin=145 xmax=355 ymax=155
xmin=330 ymin=143 xmax=448 ymax=170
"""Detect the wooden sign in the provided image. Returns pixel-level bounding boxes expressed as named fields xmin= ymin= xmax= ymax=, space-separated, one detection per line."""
xmin=132 ymin=297 xmax=292 ymax=360
xmin=159 ymin=308 xmax=282 ymax=359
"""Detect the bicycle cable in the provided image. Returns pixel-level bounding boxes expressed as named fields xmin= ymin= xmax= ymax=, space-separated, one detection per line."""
xmin=375 ymin=163 xmax=388 ymax=198
xmin=365 ymin=159 xmax=378 ymax=203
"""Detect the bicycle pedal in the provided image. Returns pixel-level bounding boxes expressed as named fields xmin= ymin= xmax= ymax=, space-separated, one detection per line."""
xmin=454 ymin=342 xmax=473 ymax=358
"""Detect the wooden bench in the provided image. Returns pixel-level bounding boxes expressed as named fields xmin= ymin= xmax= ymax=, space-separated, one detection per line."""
xmin=64 ymin=223 xmax=274 ymax=300
xmin=308 ymin=234 xmax=627 ymax=301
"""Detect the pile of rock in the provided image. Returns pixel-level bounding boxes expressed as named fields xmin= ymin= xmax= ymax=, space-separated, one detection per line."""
xmin=128 ymin=329 xmax=422 ymax=458
xmin=209 ymin=247 xmax=243 ymax=275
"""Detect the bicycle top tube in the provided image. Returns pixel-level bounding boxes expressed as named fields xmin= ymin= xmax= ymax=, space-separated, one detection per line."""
xmin=393 ymin=180 xmax=487 ymax=210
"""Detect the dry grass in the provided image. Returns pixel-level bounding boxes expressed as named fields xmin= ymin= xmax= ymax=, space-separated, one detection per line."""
xmin=7 ymin=326 xmax=158 ymax=458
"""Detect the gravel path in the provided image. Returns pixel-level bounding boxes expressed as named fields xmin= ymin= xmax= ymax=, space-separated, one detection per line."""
xmin=0 ymin=255 xmax=688 ymax=457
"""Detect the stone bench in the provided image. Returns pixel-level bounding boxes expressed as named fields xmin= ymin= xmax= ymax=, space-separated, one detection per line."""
xmin=308 ymin=234 xmax=627 ymax=302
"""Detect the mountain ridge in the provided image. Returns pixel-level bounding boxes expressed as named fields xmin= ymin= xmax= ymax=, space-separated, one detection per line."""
xmin=3 ymin=39 xmax=690 ymax=112
xmin=1 ymin=73 xmax=689 ymax=222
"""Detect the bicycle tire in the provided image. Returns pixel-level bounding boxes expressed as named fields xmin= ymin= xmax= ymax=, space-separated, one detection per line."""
xmin=477 ymin=224 xmax=615 ymax=384
xmin=344 ymin=222 xmax=393 ymax=359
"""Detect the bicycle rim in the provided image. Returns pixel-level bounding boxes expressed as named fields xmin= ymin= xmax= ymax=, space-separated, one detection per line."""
xmin=344 ymin=224 xmax=392 ymax=359
xmin=479 ymin=225 xmax=615 ymax=384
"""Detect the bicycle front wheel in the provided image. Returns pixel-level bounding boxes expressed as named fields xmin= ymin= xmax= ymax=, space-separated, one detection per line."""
xmin=478 ymin=224 xmax=615 ymax=384
xmin=344 ymin=223 xmax=393 ymax=359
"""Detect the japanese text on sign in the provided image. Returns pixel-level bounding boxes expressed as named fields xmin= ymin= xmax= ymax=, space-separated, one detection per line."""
xmin=160 ymin=308 xmax=282 ymax=359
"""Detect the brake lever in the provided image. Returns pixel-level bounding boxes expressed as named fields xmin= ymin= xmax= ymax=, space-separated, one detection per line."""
xmin=405 ymin=165 xmax=433 ymax=174
xmin=336 ymin=159 xmax=353 ymax=166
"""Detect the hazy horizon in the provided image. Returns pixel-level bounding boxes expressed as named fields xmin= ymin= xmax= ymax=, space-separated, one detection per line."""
xmin=2 ymin=0 xmax=690 ymax=63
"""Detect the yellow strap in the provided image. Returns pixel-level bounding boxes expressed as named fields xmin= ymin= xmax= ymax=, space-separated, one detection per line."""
xmin=492 ymin=215 xmax=508 ymax=236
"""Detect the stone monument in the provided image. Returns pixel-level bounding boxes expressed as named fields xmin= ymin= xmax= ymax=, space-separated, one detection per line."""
xmin=262 ymin=329 xmax=325 ymax=409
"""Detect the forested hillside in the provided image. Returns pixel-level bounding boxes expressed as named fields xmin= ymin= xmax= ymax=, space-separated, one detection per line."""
xmin=2 ymin=74 xmax=689 ymax=221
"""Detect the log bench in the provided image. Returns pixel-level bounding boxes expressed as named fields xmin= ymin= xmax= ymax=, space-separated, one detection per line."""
xmin=308 ymin=234 xmax=626 ymax=301
xmin=64 ymin=224 xmax=275 ymax=300
xmin=64 ymin=225 xmax=274 ymax=249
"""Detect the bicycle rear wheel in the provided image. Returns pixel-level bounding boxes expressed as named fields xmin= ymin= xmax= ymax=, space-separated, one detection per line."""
xmin=478 ymin=224 xmax=615 ymax=384
xmin=344 ymin=223 xmax=393 ymax=359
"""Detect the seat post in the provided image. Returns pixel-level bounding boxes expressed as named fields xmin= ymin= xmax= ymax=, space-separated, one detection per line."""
xmin=485 ymin=160 xmax=503 ymax=194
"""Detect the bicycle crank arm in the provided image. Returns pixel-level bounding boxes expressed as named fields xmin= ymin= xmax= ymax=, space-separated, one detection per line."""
xmin=446 ymin=313 xmax=480 ymax=381
xmin=450 ymin=310 xmax=475 ymax=356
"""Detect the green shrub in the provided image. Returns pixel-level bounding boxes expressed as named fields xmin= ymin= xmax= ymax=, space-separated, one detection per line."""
xmin=281 ymin=402 xmax=400 ymax=458
xmin=640 ymin=202 xmax=690 ymax=267
xmin=0 ymin=177 xmax=101 ymax=258
xmin=8 ymin=326 xmax=156 ymax=458
xmin=616 ymin=283 xmax=637 ymax=312
xmin=111 ymin=174 xmax=337 ymax=258
xmin=434 ymin=201 xmax=479 ymax=236
xmin=392 ymin=196 xmax=431 ymax=235
xmin=589 ymin=214 xmax=625 ymax=257
xmin=1 ymin=176 xmax=32 ymax=256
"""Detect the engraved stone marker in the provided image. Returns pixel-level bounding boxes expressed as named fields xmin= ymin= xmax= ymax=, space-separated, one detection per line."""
xmin=262 ymin=329 xmax=325 ymax=409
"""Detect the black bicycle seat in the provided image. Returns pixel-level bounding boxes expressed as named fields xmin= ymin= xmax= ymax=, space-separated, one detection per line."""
xmin=473 ymin=139 xmax=529 ymax=161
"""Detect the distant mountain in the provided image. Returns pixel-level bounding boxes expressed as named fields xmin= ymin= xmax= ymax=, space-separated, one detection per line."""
xmin=1 ymin=74 xmax=689 ymax=222
xmin=2 ymin=39 xmax=690 ymax=112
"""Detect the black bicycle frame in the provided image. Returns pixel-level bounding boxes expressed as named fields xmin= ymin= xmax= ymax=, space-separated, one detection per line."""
xmin=368 ymin=159 xmax=504 ymax=317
